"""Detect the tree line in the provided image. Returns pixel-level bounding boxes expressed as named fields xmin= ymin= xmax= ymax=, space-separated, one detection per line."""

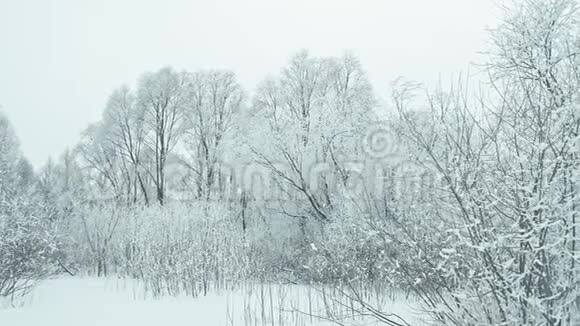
xmin=1 ymin=0 xmax=580 ymax=325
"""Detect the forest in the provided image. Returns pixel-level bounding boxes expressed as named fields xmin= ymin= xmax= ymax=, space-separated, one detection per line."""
xmin=1 ymin=0 xmax=580 ymax=325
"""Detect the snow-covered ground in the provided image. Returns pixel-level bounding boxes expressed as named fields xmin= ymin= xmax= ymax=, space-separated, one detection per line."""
xmin=0 ymin=277 xmax=426 ymax=326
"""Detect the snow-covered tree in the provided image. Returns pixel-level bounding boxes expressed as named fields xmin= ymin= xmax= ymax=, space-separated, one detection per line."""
xmin=0 ymin=111 xmax=59 ymax=298
xmin=251 ymin=51 xmax=376 ymax=227
xmin=137 ymin=67 xmax=189 ymax=205
xmin=367 ymin=1 xmax=580 ymax=324
xmin=180 ymin=70 xmax=244 ymax=200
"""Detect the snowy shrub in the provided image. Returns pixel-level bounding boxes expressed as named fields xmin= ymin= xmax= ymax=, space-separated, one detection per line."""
xmin=0 ymin=197 xmax=59 ymax=297
xmin=126 ymin=203 xmax=246 ymax=296
xmin=378 ymin=1 xmax=580 ymax=324
xmin=62 ymin=202 xmax=126 ymax=276
xmin=67 ymin=202 xmax=257 ymax=297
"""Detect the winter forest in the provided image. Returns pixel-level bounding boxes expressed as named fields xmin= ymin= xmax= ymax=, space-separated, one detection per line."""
xmin=1 ymin=0 xmax=580 ymax=325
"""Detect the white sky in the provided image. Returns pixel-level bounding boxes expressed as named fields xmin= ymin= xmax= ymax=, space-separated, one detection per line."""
xmin=0 ymin=0 xmax=499 ymax=168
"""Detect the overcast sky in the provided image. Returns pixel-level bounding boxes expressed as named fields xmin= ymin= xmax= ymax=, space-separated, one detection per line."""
xmin=0 ymin=0 xmax=498 ymax=168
